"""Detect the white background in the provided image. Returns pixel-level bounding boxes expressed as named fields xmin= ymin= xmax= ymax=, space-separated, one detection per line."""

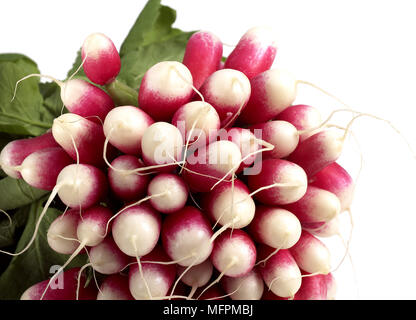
xmin=1 ymin=0 xmax=416 ymax=299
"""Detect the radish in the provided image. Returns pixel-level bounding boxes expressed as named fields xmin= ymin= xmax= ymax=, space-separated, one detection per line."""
xmin=248 ymin=206 xmax=301 ymax=251
xmin=97 ymin=274 xmax=134 ymax=300
xmin=247 ymin=159 xmax=308 ymax=206
xmin=222 ymin=269 xmax=264 ymax=300
xmin=82 ymin=32 xmax=121 ymax=85
xmin=112 ymin=203 xmax=161 ymax=258
xmin=294 ymin=274 xmax=327 ymax=300
xmin=198 ymin=69 xmax=251 ymax=127
xmin=182 ymin=140 xmax=242 ymax=192
xmin=162 ymin=206 xmax=213 ymax=267
xmin=129 ymin=245 xmax=176 ymax=300
xmin=198 ymin=229 xmax=256 ymax=299
xmin=40 ymin=206 xmax=113 ymax=299
xmin=18 ymin=147 xmax=73 ymax=191
xmin=177 ymin=259 xmax=213 ymax=299
xmin=52 ymin=113 xmax=114 ymax=167
xmin=103 ymin=106 xmax=154 ymax=155
xmin=309 ymin=162 xmax=354 ymax=211
xmin=141 ymin=122 xmax=184 ymax=171
xmin=224 ymin=26 xmax=277 ymax=79
xmin=257 ymin=246 xmax=302 ymax=298
xmin=0 ymin=131 xmax=58 ymax=178
xmin=305 ymin=215 xmax=341 ymax=238
xmin=182 ymin=31 xmax=223 ymax=90
xmin=14 ymin=75 xmax=115 ymax=123
xmin=276 ymin=104 xmax=322 ymax=142
xmin=47 ymin=209 xmax=80 ymax=255
xmin=289 ymin=230 xmax=331 ymax=275
xmin=138 ymin=61 xmax=194 ymax=121
xmin=288 ymin=129 xmax=344 ymax=177
xmin=219 ymin=127 xmax=260 ymax=172
xmin=249 ymin=120 xmax=299 ymax=159
xmin=108 ymin=155 xmax=150 ymax=202
xmin=238 ymin=69 xmax=296 ymax=124
xmin=202 ymin=179 xmax=255 ymax=229
xmin=89 ymin=236 xmax=130 ymax=275
xmin=20 ymin=268 xmax=97 ymax=300
xmin=147 ymin=173 xmax=188 ymax=214
xmin=172 ymin=101 xmax=220 ymax=148
xmin=0 ymin=163 xmax=107 ymax=258
xmin=282 ymin=186 xmax=341 ymax=226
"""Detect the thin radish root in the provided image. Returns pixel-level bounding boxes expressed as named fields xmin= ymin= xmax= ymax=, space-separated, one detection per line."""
xmin=12 ymin=74 xmax=64 ymax=102
xmin=0 ymin=209 xmax=12 ymax=227
xmin=76 ymin=263 xmax=92 ymax=300
xmin=170 ymin=65 xmax=205 ymax=102
xmin=0 ymin=182 xmax=64 ymax=256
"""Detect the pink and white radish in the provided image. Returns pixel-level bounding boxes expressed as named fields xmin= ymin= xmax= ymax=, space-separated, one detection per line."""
xmin=108 ymin=155 xmax=150 ymax=202
xmin=282 ymin=186 xmax=341 ymax=226
xmin=138 ymin=61 xmax=194 ymax=121
xmin=177 ymin=259 xmax=213 ymax=299
xmin=211 ymin=229 xmax=256 ymax=279
xmin=288 ymin=129 xmax=343 ymax=177
xmin=40 ymin=206 xmax=113 ymax=299
xmin=247 ymin=159 xmax=308 ymax=206
xmin=103 ymin=106 xmax=154 ymax=155
xmin=199 ymin=229 xmax=256 ymax=299
xmin=112 ymin=203 xmax=161 ymax=258
xmin=0 ymin=131 xmax=58 ymax=178
xmin=52 ymin=113 xmax=114 ymax=167
xmin=162 ymin=206 xmax=213 ymax=267
xmin=222 ymin=269 xmax=264 ymax=300
xmin=198 ymin=69 xmax=251 ymax=127
xmin=89 ymin=236 xmax=130 ymax=275
xmin=224 ymin=26 xmax=277 ymax=79
xmin=309 ymin=162 xmax=354 ymax=212
xmin=14 ymin=75 xmax=115 ymax=122
xmin=82 ymin=32 xmax=121 ymax=85
xmin=238 ymin=69 xmax=296 ymax=124
xmin=141 ymin=122 xmax=184 ymax=171
xmin=0 ymin=163 xmax=108 ymax=258
xmin=248 ymin=206 xmax=301 ymax=251
xmin=249 ymin=120 xmax=299 ymax=158
xmin=47 ymin=209 xmax=80 ymax=255
xmin=182 ymin=140 xmax=242 ymax=193
xmin=218 ymin=127 xmax=260 ymax=172
xmin=20 ymin=268 xmax=97 ymax=300
xmin=147 ymin=173 xmax=188 ymax=214
xmin=289 ymin=230 xmax=331 ymax=275
xmin=276 ymin=104 xmax=322 ymax=142
xmin=257 ymin=246 xmax=302 ymax=298
xmin=172 ymin=101 xmax=220 ymax=148
xmin=182 ymin=31 xmax=223 ymax=90
xmin=97 ymin=274 xmax=134 ymax=300
xmin=129 ymin=245 xmax=176 ymax=300
xmin=202 ymin=179 xmax=255 ymax=229
xmin=305 ymin=215 xmax=341 ymax=238
xmin=18 ymin=147 xmax=73 ymax=191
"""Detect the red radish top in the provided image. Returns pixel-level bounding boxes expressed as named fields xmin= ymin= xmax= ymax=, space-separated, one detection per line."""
xmin=225 ymin=26 xmax=277 ymax=79
xmin=82 ymin=33 xmax=121 ymax=85
xmin=182 ymin=31 xmax=223 ymax=90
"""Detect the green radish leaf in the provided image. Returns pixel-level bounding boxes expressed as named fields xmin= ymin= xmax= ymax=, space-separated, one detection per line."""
xmin=118 ymin=0 xmax=195 ymax=88
xmin=0 ymin=198 xmax=88 ymax=300
xmin=0 ymin=54 xmax=54 ymax=136
xmin=0 ymin=177 xmax=49 ymax=211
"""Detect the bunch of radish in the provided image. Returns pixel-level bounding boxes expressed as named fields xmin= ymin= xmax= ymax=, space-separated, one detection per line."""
xmin=0 ymin=27 xmax=358 ymax=301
